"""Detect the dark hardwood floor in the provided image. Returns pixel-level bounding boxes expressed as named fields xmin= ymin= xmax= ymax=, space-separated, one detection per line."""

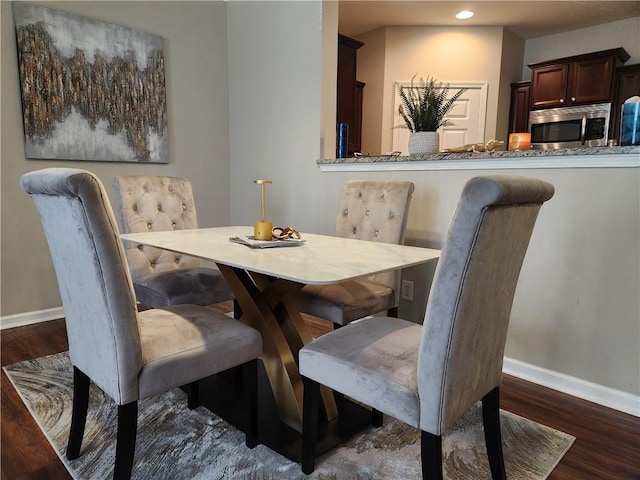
xmin=2 ymin=302 xmax=639 ymax=479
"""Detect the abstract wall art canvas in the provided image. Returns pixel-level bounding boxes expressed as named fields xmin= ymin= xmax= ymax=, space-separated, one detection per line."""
xmin=13 ymin=3 xmax=169 ymax=163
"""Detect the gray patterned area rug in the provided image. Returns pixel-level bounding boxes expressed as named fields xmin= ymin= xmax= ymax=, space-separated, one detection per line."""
xmin=5 ymin=352 xmax=574 ymax=480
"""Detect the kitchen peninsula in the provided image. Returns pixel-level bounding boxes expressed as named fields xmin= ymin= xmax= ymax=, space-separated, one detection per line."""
xmin=316 ymin=145 xmax=639 ymax=417
xmin=317 ymin=145 xmax=639 ymax=171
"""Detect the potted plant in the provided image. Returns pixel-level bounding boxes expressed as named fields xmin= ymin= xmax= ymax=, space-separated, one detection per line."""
xmin=398 ymin=74 xmax=467 ymax=155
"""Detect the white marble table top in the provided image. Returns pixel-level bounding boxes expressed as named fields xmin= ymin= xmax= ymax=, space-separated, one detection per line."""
xmin=121 ymin=226 xmax=440 ymax=285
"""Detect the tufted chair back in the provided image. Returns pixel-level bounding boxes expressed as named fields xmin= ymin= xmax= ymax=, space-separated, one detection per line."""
xmin=334 ymin=180 xmax=415 ymax=297
xmin=112 ymin=176 xmax=201 ymax=281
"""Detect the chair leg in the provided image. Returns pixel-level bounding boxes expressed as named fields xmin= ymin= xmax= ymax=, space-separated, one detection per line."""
xmin=301 ymin=376 xmax=320 ymax=475
xmin=185 ymin=381 xmax=200 ymax=410
xmin=243 ymin=359 xmax=259 ymax=448
xmin=371 ymin=408 xmax=383 ymax=427
xmin=233 ymin=299 xmax=242 ymax=319
xmin=387 ymin=306 xmax=398 ymax=318
xmin=66 ymin=366 xmax=90 ymax=460
xmin=421 ymin=431 xmax=444 ymax=480
xmin=482 ymin=387 xmax=507 ymax=480
xmin=113 ymin=402 xmax=138 ymax=480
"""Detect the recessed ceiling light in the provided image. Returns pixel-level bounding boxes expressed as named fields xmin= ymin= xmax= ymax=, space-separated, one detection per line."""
xmin=456 ymin=10 xmax=474 ymax=20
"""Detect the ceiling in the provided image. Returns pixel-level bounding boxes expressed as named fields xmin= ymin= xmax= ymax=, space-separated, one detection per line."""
xmin=338 ymin=1 xmax=640 ymax=39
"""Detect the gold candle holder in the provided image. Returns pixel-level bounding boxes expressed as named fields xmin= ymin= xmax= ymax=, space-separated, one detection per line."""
xmin=253 ymin=180 xmax=273 ymax=240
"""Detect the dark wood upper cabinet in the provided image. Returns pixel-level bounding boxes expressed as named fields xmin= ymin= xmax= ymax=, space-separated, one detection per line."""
xmin=508 ymin=81 xmax=531 ymax=134
xmin=611 ymin=63 xmax=640 ymax=142
xmin=529 ymin=48 xmax=630 ymax=109
xmin=570 ymin=55 xmax=617 ymax=104
xmin=337 ymin=34 xmax=364 ymax=156
xmin=529 ymin=64 xmax=568 ymax=109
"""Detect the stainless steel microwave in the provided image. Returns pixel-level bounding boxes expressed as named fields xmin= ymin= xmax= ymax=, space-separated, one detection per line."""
xmin=528 ymin=103 xmax=611 ymax=149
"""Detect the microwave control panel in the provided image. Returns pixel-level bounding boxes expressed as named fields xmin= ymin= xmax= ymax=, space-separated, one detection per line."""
xmin=585 ymin=117 xmax=607 ymax=140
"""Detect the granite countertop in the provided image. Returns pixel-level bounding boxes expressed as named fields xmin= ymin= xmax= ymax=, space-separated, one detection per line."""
xmin=318 ymin=145 xmax=640 ymax=164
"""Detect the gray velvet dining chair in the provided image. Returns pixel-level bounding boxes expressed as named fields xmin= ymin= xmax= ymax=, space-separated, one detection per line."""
xmin=21 ymin=168 xmax=262 ymax=480
xmin=111 ymin=175 xmax=234 ymax=308
xmin=293 ymin=180 xmax=415 ymax=329
xmin=299 ymin=175 xmax=555 ymax=479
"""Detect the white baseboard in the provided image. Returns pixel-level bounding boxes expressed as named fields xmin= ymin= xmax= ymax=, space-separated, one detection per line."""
xmin=504 ymin=356 xmax=640 ymax=417
xmin=2 ymin=310 xmax=638 ymax=417
xmin=0 ymin=307 xmax=64 ymax=330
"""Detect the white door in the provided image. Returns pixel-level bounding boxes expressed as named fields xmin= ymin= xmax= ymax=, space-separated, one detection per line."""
xmin=392 ymin=82 xmax=488 ymax=154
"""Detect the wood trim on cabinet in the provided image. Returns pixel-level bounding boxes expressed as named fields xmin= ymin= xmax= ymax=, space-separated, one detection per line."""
xmin=527 ymin=47 xmax=630 ymax=70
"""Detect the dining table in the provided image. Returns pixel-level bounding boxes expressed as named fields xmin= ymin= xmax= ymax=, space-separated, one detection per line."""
xmin=120 ymin=225 xmax=440 ymax=459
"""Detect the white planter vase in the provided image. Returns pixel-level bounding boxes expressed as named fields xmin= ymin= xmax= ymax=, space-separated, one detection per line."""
xmin=408 ymin=131 xmax=439 ymax=155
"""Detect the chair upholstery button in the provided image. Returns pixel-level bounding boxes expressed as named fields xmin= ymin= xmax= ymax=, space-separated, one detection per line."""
xmin=352 ymin=226 xmax=357 ymax=234
xmin=138 ymin=245 xmax=144 ymax=251
xmin=172 ymin=222 xmax=177 ymax=228
xmin=132 ymin=204 xmax=137 ymax=212
xmin=365 ymin=209 xmax=370 ymax=216
xmin=168 ymin=186 xmax=173 ymax=192
xmin=343 ymin=208 xmax=348 ymax=215
xmin=381 ymin=192 xmax=385 ymax=198
xmin=358 ymin=191 xmax=363 ymax=197
xmin=147 ymin=223 xmax=152 ymax=229
xmin=389 ymin=211 xmax=395 ymax=218
xmin=374 ymin=229 xmax=379 ymax=237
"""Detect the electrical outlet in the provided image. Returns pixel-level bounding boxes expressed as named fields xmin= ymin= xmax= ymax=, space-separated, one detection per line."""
xmin=401 ymin=280 xmax=414 ymax=301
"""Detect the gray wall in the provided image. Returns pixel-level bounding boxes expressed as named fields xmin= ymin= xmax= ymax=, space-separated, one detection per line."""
xmin=227 ymin=1 xmax=329 ymax=233
xmin=522 ymin=17 xmax=640 ymax=78
xmin=1 ymin=1 xmax=232 ymax=315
